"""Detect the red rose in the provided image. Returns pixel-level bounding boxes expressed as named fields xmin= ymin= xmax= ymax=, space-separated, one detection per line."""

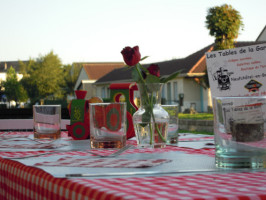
xmin=147 ymin=64 xmax=160 ymax=77
xmin=121 ymin=46 xmax=141 ymax=66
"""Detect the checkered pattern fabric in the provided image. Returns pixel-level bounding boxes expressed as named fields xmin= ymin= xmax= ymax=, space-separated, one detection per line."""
xmin=0 ymin=131 xmax=69 ymax=138
xmin=179 ymin=136 xmax=214 ymax=141
xmin=0 ymin=143 xmax=68 ymax=149
xmin=0 ymin=132 xmax=215 ymax=159
xmin=35 ymin=157 xmax=172 ymax=168
xmin=1 ymin=158 xmax=266 ymax=200
xmin=1 ymin=131 xmax=264 ymax=199
xmin=0 ymin=146 xmax=215 ymax=159
xmin=0 ymin=131 xmax=70 ymax=149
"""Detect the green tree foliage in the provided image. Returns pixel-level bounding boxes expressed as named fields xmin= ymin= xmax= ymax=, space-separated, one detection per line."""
xmin=19 ymin=59 xmax=39 ymax=104
xmin=62 ymin=63 xmax=82 ymax=97
xmin=3 ymin=66 xmax=28 ymax=104
xmin=20 ymin=51 xmax=65 ymax=104
xmin=202 ymin=4 xmax=244 ymax=88
xmin=206 ymin=4 xmax=244 ymax=50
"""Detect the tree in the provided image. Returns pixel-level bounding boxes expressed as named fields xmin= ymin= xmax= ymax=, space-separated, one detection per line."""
xmin=202 ymin=4 xmax=244 ymax=88
xmin=206 ymin=4 xmax=244 ymax=50
xmin=19 ymin=59 xmax=39 ymax=104
xmin=62 ymin=63 xmax=82 ymax=97
xmin=3 ymin=66 xmax=28 ymax=106
xmin=20 ymin=51 xmax=65 ymax=104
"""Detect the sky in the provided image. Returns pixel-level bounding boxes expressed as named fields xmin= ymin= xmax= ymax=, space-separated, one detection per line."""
xmin=0 ymin=0 xmax=265 ymax=65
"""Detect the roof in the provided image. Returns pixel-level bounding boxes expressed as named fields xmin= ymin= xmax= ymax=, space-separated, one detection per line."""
xmin=95 ymin=41 xmax=266 ymax=84
xmin=75 ymin=62 xmax=125 ymax=80
xmin=0 ymin=61 xmax=27 ymax=73
xmin=256 ymin=25 xmax=266 ymax=41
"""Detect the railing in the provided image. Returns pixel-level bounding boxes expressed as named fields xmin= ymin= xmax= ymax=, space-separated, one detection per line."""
xmin=0 ymin=108 xmax=70 ymax=119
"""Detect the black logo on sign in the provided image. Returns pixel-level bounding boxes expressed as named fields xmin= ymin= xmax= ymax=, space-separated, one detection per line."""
xmin=244 ymin=79 xmax=262 ymax=92
xmin=212 ymin=67 xmax=234 ymax=91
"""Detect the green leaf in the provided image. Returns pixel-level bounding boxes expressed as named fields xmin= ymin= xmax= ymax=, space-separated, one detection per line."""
xmin=146 ymin=75 xmax=160 ymax=83
xmin=131 ymin=67 xmax=141 ymax=82
xmin=160 ymin=70 xmax=181 ymax=83
xmin=123 ymin=65 xmax=134 ymax=70
xmin=139 ymin=65 xmax=148 ymax=73
xmin=140 ymin=56 xmax=149 ymax=61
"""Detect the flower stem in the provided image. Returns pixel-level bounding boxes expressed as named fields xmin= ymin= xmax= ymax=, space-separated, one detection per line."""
xmin=135 ymin=64 xmax=166 ymax=144
xmin=135 ymin=64 xmax=153 ymax=144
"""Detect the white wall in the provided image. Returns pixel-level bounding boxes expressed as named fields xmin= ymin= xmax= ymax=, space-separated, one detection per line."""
xmin=74 ymin=68 xmax=89 ymax=91
xmin=257 ymin=26 xmax=266 ymax=41
xmin=202 ymin=87 xmax=211 ymax=112
xmin=96 ymin=84 xmax=110 ymax=99
xmin=0 ymin=73 xmax=23 ymax=82
xmin=162 ymin=78 xmax=182 ymax=105
xmin=93 ymin=77 xmax=210 ymax=113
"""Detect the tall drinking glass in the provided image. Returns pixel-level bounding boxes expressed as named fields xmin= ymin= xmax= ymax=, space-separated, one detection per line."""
xmin=162 ymin=105 xmax=179 ymax=144
xmin=213 ymin=96 xmax=266 ymax=168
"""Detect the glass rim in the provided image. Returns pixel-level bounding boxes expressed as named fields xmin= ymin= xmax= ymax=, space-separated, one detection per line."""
xmin=33 ymin=105 xmax=61 ymax=107
xmin=213 ymin=96 xmax=266 ymax=100
xmin=162 ymin=105 xmax=178 ymax=107
xmin=89 ymin=102 xmax=126 ymax=106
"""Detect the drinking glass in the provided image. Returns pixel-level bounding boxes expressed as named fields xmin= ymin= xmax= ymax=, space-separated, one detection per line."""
xmin=89 ymin=102 xmax=127 ymax=149
xmin=162 ymin=105 xmax=179 ymax=144
xmin=213 ymin=96 xmax=266 ymax=168
xmin=33 ymin=105 xmax=61 ymax=140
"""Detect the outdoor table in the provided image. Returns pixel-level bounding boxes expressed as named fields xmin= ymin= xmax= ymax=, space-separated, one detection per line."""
xmin=0 ymin=131 xmax=266 ymax=200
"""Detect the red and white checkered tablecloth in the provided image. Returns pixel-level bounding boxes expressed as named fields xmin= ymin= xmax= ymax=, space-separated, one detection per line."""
xmin=35 ymin=157 xmax=172 ymax=168
xmin=0 ymin=142 xmax=215 ymax=158
xmin=1 ymin=158 xmax=266 ymax=200
xmin=1 ymin=131 xmax=265 ymax=200
xmin=0 ymin=132 xmax=215 ymax=158
xmin=0 ymin=143 xmax=68 ymax=149
xmin=0 ymin=131 xmax=70 ymax=138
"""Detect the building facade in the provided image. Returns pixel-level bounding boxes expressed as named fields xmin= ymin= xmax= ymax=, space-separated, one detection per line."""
xmin=94 ymin=41 xmax=265 ymax=113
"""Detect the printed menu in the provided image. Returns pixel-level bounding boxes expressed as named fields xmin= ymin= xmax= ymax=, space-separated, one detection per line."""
xmin=205 ymin=43 xmax=266 ymax=97
xmin=206 ymin=43 xmax=266 ymax=134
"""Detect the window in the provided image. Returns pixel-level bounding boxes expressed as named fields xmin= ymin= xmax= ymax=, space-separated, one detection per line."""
xmin=162 ymin=85 xmax=165 ymax=98
xmin=173 ymin=82 xmax=178 ymax=102
xmin=161 ymin=85 xmax=166 ymax=104
xmin=107 ymin=87 xmax=110 ymax=98
xmin=167 ymin=82 xmax=171 ymax=103
xmin=101 ymin=87 xmax=106 ymax=98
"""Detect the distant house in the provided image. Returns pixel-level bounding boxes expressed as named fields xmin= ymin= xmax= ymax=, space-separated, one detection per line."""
xmin=0 ymin=61 xmax=26 ymax=102
xmin=74 ymin=62 xmax=124 ymax=99
xmin=94 ymin=41 xmax=265 ymax=113
xmin=0 ymin=61 xmax=24 ymax=82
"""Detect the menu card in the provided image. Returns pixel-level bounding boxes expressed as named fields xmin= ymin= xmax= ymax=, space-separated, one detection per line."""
xmin=206 ymin=43 xmax=266 ymax=134
xmin=205 ymin=43 xmax=266 ymax=97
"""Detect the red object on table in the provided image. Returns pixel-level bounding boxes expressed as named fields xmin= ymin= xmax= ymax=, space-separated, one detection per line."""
xmin=75 ymin=90 xmax=87 ymax=99
xmin=67 ymin=97 xmax=90 ymax=140
xmin=67 ymin=122 xmax=90 ymax=140
xmin=109 ymin=83 xmax=138 ymax=139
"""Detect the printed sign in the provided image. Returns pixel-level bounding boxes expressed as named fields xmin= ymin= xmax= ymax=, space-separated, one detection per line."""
xmin=205 ymin=43 xmax=266 ymax=97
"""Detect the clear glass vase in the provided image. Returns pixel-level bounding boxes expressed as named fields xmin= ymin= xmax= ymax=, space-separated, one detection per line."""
xmin=133 ymin=83 xmax=169 ymax=148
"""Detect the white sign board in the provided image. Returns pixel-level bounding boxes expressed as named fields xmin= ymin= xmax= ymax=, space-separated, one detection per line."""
xmin=205 ymin=43 xmax=266 ymax=97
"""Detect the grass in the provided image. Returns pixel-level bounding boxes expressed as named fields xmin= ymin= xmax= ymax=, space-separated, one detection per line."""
xmin=178 ymin=113 xmax=214 ymax=135
xmin=179 ymin=113 xmax=213 ymax=120
xmin=179 ymin=130 xmax=214 ymax=135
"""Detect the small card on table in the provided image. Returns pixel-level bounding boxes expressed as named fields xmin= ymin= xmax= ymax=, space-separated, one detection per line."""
xmin=205 ymin=43 xmax=266 ymax=98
